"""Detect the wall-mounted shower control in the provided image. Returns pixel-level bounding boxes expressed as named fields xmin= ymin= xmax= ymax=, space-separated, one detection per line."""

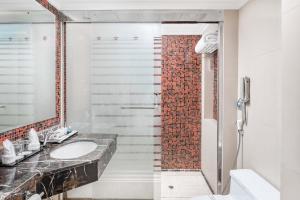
xmin=237 ymin=77 xmax=250 ymax=129
xmin=241 ymin=77 xmax=250 ymax=103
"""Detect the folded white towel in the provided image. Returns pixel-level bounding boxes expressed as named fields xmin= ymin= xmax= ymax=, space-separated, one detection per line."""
xmin=28 ymin=128 xmax=40 ymax=151
xmin=2 ymin=139 xmax=16 ymax=164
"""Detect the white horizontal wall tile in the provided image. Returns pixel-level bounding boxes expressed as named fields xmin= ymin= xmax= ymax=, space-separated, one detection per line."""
xmin=0 ymin=54 xmax=32 ymax=60
xmin=0 ymin=76 xmax=33 ymax=84
xmin=91 ymin=67 xmax=155 ymax=74
xmin=91 ymin=106 xmax=155 ymax=113
xmin=0 ymin=116 xmax=34 ymax=125
xmin=113 ymin=153 xmax=155 ymax=161
xmin=91 ymin=76 xmax=154 ymax=83
xmin=0 ymin=49 xmax=31 ymax=53
xmin=238 ymin=0 xmax=281 ymax=188
xmin=116 ymin=144 xmax=154 ymax=153
xmin=0 ymin=68 xmax=33 ymax=75
xmin=0 ymin=85 xmax=33 ymax=93
xmin=282 ymin=0 xmax=300 ymax=13
xmin=118 ymin=137 xmax=156 ymax=145
xmin=91 ymin=127 xmax=156 ymax=135
xmin=91 ymin=85 xmax=155 ymax=93
xmin=0 ymin=94 xmax=33 ymax=104
xmin=91 ymin=60 xmax=154 ymax=67
xmin=92 ymin=49 xmax=154 ymax=54
xmin=239 ymin=0 xmax=281 ymax=58
xmin=91 ymin=54 xmax=153 ymax=60
xmin=91 ymin=95 xmax=155 ymax=104
xmin=281 ymin=168 xmax=300 ymax=200
xmin=282 ymin=4 xmax=300 ymax=199
xmin=0 ymin=105 xmax=34 ymax=115
xmin=0 ymin=60 xmax=33 ymax=67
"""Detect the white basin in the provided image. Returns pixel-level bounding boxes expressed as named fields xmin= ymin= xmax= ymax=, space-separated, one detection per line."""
xmin=50 ymin=140 xmax=98 ymax=159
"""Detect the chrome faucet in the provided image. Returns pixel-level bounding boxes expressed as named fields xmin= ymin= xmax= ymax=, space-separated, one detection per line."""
xmin=43 ymin=131 xmax=56 ymax=146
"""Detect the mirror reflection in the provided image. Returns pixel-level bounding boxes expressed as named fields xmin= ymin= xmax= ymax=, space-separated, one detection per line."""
xmin=0 ymin=2 xmax=56 ymax=133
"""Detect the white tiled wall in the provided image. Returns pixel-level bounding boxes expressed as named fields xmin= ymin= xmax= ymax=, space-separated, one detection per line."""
xmin=221 ymin=10 xmax=239 ymax=194
xmin=238 ymin=0 xmax=281 ymax=189
xmin=201 ymin=51 xmax=218 ymax=193
xmin=281 ymin=0 xmax=300 ymax=199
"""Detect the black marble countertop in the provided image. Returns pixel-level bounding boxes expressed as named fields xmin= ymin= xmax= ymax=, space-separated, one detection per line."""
xmin=0 ymin=134 xmax=117 ymax=200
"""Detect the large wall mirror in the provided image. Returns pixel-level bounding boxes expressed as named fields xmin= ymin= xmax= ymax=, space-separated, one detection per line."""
xmin=0 ymin=0 xmax=56 ymax=133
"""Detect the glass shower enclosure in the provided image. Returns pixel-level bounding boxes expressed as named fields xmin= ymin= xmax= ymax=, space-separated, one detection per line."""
xmin=66 ymin=23 xmax=161 ymax=199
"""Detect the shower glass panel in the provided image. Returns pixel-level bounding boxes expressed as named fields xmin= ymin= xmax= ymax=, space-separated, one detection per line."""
xmin=67 ymin=23 xmax=161 ymax=199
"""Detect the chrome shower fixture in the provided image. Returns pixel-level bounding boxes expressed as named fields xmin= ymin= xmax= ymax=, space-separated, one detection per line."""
xmin=237 ymin=77 xmax=250 ymax=129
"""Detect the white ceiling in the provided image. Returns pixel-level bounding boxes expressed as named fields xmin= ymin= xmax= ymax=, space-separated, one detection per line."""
xmin=0 ymin=11 xmax=55 ymax=23
xmin=0 ymin=0 xmax=250 ymax=11
xmin=0 ymin=0 xmax=45 ymax=10
xmin=0 ymin=0 xmax=55 ymax=22
xmin=64 ymin=10 xmax=223 ymax=22
xmin=0 ymin=0 xmax=250 ymax=22
xmin=49 ymin=0 xmax=250 ymax=10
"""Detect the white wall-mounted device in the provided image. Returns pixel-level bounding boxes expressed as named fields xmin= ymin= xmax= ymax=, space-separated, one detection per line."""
xmin=195 ymin=24 xmax=219 ymax=54
xmin=195 ymin=33 xmax=218 ymax=54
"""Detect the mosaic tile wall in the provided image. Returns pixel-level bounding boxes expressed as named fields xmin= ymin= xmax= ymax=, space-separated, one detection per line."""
xmin=0 ymin=0 xmax=67 ymax=143
xmin=161 ymin=35 xmax=201 ymax=169
xmin=213 ymin=50 xmax=218 ymax=121
xmin=63 ymin=22 xmax=67 ymax=123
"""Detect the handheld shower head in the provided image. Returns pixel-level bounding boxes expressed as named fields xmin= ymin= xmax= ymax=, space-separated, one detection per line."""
xmin=237 ymin=120 xmax=244 ymax=132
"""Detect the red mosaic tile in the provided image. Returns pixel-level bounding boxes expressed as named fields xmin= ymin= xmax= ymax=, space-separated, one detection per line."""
xmin=161 ymin=35 xmax=201 ymax=170
xmin=213 ymin=51 xmax=218 ymax=121
xmin=63 ymin=23 xmax=67 ymax=123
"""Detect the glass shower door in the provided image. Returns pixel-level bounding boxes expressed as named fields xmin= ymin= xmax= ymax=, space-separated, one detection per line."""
xmin=67 ymin=23 xmax=161 ymax=199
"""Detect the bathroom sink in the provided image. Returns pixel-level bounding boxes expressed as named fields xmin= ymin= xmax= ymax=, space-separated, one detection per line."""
xmin=50 ymin=140 xmax=98 ymax=159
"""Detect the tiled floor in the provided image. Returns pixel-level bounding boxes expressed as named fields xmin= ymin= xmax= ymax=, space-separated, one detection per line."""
xmin=65 ymin=171 xmax=212 ymax=200
xmin=160 ymin=171 xmax=212 ymax=200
